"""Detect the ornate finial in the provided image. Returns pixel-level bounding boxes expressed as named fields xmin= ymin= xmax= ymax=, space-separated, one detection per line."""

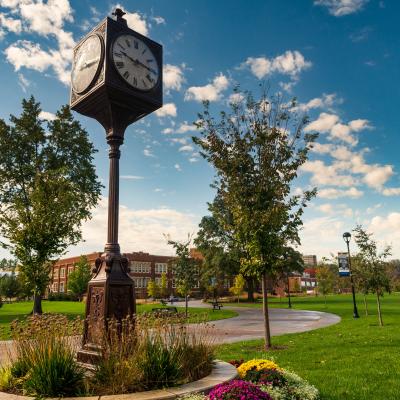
xmin=112 ymin=8 xmax=127 ymax=25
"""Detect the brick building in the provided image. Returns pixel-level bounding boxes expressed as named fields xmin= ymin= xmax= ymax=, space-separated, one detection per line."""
xmin=49 ymin=251 xmax=202 ymax=299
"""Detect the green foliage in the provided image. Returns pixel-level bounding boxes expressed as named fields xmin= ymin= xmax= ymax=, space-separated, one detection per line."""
xmin=147 ymin=279 xmax=160 ymax=299
xmin=0 ymin=258 xmax=17 ymax=272
xmin=67 ymin=255 xmax=92 ymax=300
xmin=92 ymin=316 xmax=214 ymax=395
xmin=230 ymin=274 xmax=246 ymax=302
xmin=160 ymin=272 xmax=169 ymax=298
xmin=193 ymin=88 xmax=317 ymax=347
xmin=166 ymin=234 xmax=199 ymax=316
xmin=0 ymin=272 xmax=21 ymax=302
xmin=7 ymin=314 xmax=84 ymax=397
xmin=0 ymin=97 xmax=102 ymax=314
xmin=316 ymin=266 xmax=336 ymax=305
xmin=47 ymin=292 xmax=78 ymax=301
xmin=353 ymin=225 xmax=391 ymax=326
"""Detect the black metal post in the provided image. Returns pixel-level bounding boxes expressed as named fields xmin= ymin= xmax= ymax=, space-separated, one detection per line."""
xmin=286 ymin=270 xmax=292 ymax=308
xmin=346 ymin=240 xmax=359 ymax=319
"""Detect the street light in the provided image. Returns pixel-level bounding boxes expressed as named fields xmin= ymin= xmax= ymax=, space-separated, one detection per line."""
xmin=343 ymin=232 xmax=360 ymax=319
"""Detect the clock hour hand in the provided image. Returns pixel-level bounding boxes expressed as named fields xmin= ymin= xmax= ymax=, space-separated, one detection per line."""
xmin=133 ymin=59 xmax=157 ymax=75
xmin=120 ymin=50 xmax=137 ymax=64
xmin=80 ymin=58 xmax=100 ymax=70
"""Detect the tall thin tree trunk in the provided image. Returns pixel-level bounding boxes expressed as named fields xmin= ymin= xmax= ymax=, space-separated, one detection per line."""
xmin=32 ymin=291 xmax=43 ymax=315
xmin=324 ymin=295 xmax=327 ymax=307
xmin=185 ymin=292 xmax=188 ymax=318
xmin=246 ymin=278 xmax=255 ymax=302
xmin=363 ymin=294 xmax=369 ymax=316
xmin=261 ymin=273 xmax=272 ymax=349
xmin=376 ymin=291 xmax=383 ymax=326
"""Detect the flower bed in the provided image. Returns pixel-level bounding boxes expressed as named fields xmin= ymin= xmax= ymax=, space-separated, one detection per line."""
xmin=179 ymin=358 xmax=320 ymax=400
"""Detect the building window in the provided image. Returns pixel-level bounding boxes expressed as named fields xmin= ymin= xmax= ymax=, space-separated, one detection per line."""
xmin=155 ymin=277 xmax=162 ymax=286
xmin=53 ymin=269 xmax=59 ymax=279
xmin=59 ymin=282 xmax=65 ymax=293
xmin=134 ymin=277 xmax=151 ymax=288
xmin=68 ymin=266 xmax=74 ymax=275
xmin=194 ymin=281 xmax=200 ymax=289
xmin=131 ymin=262 xmax=151 ymax=273
xmin=172 ymin=279 xmax=176 ymax=288
xmin=53 ymin=282 xmax=58 ymax=292
xmin=155 ymin=263 xmax=168 ymax=274
xmin=60 ymin=268 xmax=65 ymax=278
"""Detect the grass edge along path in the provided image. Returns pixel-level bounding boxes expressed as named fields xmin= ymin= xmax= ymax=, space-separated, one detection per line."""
xmin=217 ymin=293 xmax=400 ymax=400
xmin=0 ymin=300 xmax=237 ymax=340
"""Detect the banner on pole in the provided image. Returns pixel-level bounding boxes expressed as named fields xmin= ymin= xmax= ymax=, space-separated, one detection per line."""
xmin=338 ymin=252 xmax=350 ymax=276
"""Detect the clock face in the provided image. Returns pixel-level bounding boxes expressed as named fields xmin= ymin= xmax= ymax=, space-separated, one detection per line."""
xmin=71 ymin=34 xmax=103 ymax=94
xmin=111 ymin=34 xmax=159 ymax=91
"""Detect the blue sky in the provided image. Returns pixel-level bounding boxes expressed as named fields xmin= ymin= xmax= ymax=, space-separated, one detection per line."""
xmin=0 ymin=0 xmax=399 ymax=260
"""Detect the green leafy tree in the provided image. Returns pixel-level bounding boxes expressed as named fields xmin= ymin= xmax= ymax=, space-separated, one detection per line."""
xmin=229 ymin=274 xmax=245 ymax=303
xmin=316 ymin=266 xmax=336 ymax=306
xmin=0 ymin=259 xmax=17 ymax=272
xmin=0 ymin=272 xmax=21 ymax=302
xmin=353 ymin=225 xmax=391 ymax=326
xmin=193 ymin=89 xmax=317 ymax=348
xmin=67 ymin=255 xmax=92 ymax=301
xmin=147 ymin=279 xmax=160 ymax=300
xmin=166 ymin=234 xmax=198 ymax=317
xmin=195 ymin=194 xmax=255 ymax=301
xmin=160 ymin=272 xmax=168 ymax=298
xmin=0 ymin=97 xmax=102 ymax=314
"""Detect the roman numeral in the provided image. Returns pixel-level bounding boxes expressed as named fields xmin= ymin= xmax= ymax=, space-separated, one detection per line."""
xmin=123 ymin=71 xmax=130 ymax=79
xmin=114 ymin=52 xmax=122 ymax=58
xmin=146 ymin=74 xmax=153 ymax=83
xmin=142 ymin=79 xmax=147 ymax=88
xmin=118 ymin=43 xmax=126 ymax=50
xmin=132 ymin=76 xmax=137 ymax=86
xmin=134 ymin=40 xmax=139 ymax=49
xmin=142 ymin=48 xmax=147 ymax=55
xmin=116 ymin=61 xmax=124 ymax=69
xmin=125 ymin=39 xmax=131 ymax=47
xmin=147 ymin=59 xmax=153 ymax=63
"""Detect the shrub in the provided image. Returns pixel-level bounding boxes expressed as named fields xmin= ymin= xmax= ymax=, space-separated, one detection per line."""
xmin=209 ymin=380 xmax=272 ymax=400
xmin=91 ymin=314 xmax=215 ymax=395
xmin=244 ymin=368 xmax=287 ymax=388
xmin=47 ymin=292 xmax=79 ymax=301
xmin=7 ymin=314 xmax=84 ymax=397
xmin=237 ymin=359 xmax=280 ymax=378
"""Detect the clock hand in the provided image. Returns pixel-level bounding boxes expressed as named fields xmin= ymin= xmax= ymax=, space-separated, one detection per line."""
xmin=120 ymin=50 xmax=137 ymax=64
xmin=80 ymin=58 xmax=100 ymax=70
xmin=133 ymin=59 xmax=157 ymax=75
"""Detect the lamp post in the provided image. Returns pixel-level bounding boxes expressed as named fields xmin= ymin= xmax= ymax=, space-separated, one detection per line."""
xmin=343 ymin=232 xmax=359 ymax=319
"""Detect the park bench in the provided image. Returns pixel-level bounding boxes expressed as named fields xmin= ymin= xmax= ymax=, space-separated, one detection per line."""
xmin=211 ymin=302 xmax=223 ymax=311
xmin=152 ymin=306 xmax=178 ymax=316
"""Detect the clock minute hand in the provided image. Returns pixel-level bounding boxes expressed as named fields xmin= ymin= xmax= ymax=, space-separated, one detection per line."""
xmin=120 ymin=50 xmax=137 ymax=65
xmin=134 ymin=59 xmax=157 ymax=75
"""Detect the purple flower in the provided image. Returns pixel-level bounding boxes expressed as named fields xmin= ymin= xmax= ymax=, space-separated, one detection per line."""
xmin=209 ymin=380 xmax=272 ymax=400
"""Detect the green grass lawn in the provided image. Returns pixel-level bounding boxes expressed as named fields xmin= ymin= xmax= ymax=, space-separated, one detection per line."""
xmin=217 ymin=293 xmax=400 ymax=400
xmin=0 ymin=300 xmax=237 ymax=339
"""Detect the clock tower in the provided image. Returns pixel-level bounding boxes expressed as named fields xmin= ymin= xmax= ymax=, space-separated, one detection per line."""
xmin=70 ymin=9 xmax=163 ymax=365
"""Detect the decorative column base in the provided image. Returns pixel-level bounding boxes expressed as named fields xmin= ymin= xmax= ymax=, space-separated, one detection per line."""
xmin=77 ymin=251 xmax=135 ymax=366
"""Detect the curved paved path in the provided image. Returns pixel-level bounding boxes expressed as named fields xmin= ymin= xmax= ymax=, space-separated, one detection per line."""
xmin=188 ymin=300 xmax=341 ymax=344
xmin=0 ymin=302 xmax=340 ymax=365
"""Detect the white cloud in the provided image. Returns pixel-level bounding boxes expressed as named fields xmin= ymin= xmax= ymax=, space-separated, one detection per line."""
xmin=112 ymin=5 xmax=148 ymax=35
xmin=179 ymin=145 xmax=194 ymax=152
xmin=164 ymin=64 xmax=185 ymax=91
xmin=242 ymin=50 xmax=311 ymax=79
xmin=185 ymin=73 xmax=229 ymax=102
xmin=293 ymin=93 xmax=342 ymax=113
xmin=305 ymin=113 xmax=371 ymax=146
xmin=314 ymin=0 xmax=369 ymax=16
xmin=174 ymin=163 xmax=182 ymax=172
xmin=39 ymin=110 xmax=56 ymax=120
xmin=317 ymin=203 xmax=353 ymax=217
xmin=120 ymin=175 xmax=144 ymax=180
xmin=228 ymin=92 xmax=245 ymax=104
xmin=152 ymin=16 xmax=165 ymax=25
xmin=318 ymin=187 xmax=363 ymax=199
xmin=155 ymin=102 xmax=177 ymax=118
xmin=143 ymin=147 xmax=155 ymax=157
xmin=381 ymin=188 xmax=400 ymax=196
xmin=17 ymin=72 xmax=30 ymax=92
xmin=177 ymin=122 xmax=196 ymax=133
xmin=162 ymin=128 xmax=174 ymax=135
xmin=67 ymin=197 xmax=198 ymax=257
xmin=0 ymin=13 xmax=22 ymax=34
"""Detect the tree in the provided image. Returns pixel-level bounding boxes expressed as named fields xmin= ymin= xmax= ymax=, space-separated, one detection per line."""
xmin=0 ymin=259 xmax=17 ymax=272
xmin=0 ymin=273 xmax=21 ymax=302
xmin=316 ymin=266 xmax=336 ymax=306
xmin=353 ymin=225 xmax=391 ymax=326
xmin=166 ymin=234 xmax=199 ymax=317
xmin=230 ymin=274 xmax=245 ymax=303
xmin=160 ymin=272 xmax=168 ymax=298
xmin=147 ymin=279 xmax=160 ymax=300
xmin=67 ymin=255 xmax=92 ymax=301
xmin=193 ymin=89 xmax=317 ymax=348
xmin=352 ymin=254 xmax=370 ymax=316
xmin=0 ymin=97 xmax=102 ymax=314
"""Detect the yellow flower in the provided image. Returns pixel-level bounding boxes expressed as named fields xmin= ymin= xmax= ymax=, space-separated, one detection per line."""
xmin=237 ymin=359 xmax=280 ymax=378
